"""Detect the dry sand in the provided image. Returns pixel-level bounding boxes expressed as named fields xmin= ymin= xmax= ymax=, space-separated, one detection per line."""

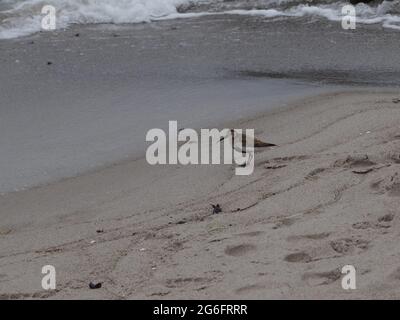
xmin=1 ymin=89 xmax=400 ymax=299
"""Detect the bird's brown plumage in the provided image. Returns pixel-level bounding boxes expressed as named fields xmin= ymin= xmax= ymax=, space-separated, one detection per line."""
xmin=231 ymin=130 xmax=276 ymax=148
xmin=220 ymin=129 xmax=277 ymax=149
xmin=253 ymin=138 xmax=277 ymax=148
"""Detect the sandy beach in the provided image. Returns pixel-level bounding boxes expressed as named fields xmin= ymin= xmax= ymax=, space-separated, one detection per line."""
xmin=1 ymin=88 xmax=400 ymax=299
xmin=1 ymin=4 xmax=400 ymax=299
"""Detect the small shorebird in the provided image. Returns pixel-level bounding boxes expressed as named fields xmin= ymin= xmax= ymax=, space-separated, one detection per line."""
xmin=220 ymin=129 xmax=277 ymax=166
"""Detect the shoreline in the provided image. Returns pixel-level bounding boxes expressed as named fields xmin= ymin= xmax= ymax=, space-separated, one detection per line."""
xmin=0 ymin=81 xmax=341 ymax=197
xmin=2 ymin=89 xmax=400 ymax=299
xmin=2 ymin=15 xmax=400 ymax=193
xmin=0 ymin=85 xmax=383 ymax=198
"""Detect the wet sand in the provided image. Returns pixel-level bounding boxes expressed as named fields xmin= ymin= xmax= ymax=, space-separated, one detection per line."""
xmin=0 ymin=16 xmax=346 ymax=194
xmin=3 ymin=15 xmax=400 ymax=193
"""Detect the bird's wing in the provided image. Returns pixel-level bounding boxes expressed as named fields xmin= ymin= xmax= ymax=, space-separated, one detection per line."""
xmin=254 ymin=138 xmax=277 ymax=148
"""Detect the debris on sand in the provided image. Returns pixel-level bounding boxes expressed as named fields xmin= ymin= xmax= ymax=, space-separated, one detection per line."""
xmin=89 ymin=282 xmax=102 ymax=289
xmin=212 ymin=204 xmax=222 ymax=214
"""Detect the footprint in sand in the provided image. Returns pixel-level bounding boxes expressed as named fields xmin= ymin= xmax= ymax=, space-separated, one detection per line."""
xmin=375 ymin=213 xmax=395 ymax=229
xmin=352 ymin=213 xmax=394 ymax=230
xmin=235 ymin=231 xmax=265 ymax=237
xmin=378 ymin=213 xmax=395 ymax=223
xmin=273 ymin=217 xmax=297 ymax=229
xmin=235 ymin=283 xmax=265 ymax=295
xmin=334 ymin=154 xmax=376 ymax=168
xmin=352 ymin=221 xmax=375 ymax=230
xmin=329 ymin=238 xmax=370 ymax=255
xmin=165 ymin=277 xmax=212 ymax=289
xmin=302 ymin=269 xmax=341 ymax=286
xmin=284 ymin=251 xmax=312 ymax=263
xmin=225 ymin=244 xmax=256 ymax=257
xmin=287 ymin=232 xmax=331 ymax=242
xmin=370 ymin=172 xmax=400 ymax=197
xmin=386 ymin=150 xmax=400 ymax=164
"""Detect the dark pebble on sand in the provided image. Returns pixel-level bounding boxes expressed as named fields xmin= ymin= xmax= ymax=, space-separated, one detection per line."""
xmin=89 ymin=282 xmax=102 ymax=289
xmin=212 ymin=204 xmax=222 ymax=214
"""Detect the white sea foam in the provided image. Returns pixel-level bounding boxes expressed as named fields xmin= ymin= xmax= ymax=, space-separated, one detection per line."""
xmin=161 ymin=2 xmax=400 ymax=30
xmin=0 ymin=0 xmax=192 ymax=39
xmin=0 ymin=0 xmax=400 ymax=39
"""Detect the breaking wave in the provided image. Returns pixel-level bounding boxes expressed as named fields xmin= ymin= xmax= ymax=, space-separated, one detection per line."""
xmin=0 ymin=0 xmax=399 ymax=39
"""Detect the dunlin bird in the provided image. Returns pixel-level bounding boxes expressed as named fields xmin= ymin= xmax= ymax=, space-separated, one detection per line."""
xmin=220 ymin=129 xmax=277 ymax=166
xmin=220 ymin=129 xmax=276 ymax=149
